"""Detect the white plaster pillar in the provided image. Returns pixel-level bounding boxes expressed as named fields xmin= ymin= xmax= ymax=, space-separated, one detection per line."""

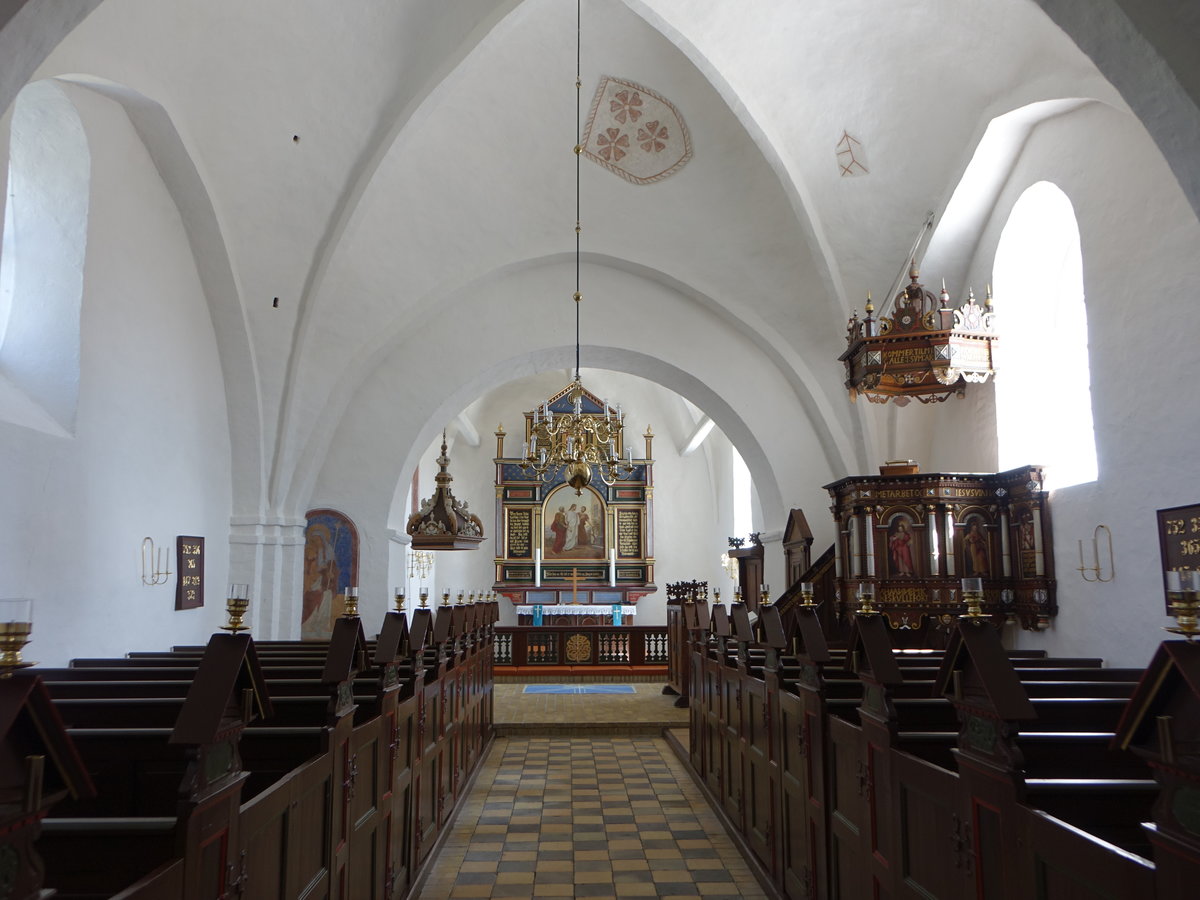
xmin=230 ymin=514 xmax=307 ymax=640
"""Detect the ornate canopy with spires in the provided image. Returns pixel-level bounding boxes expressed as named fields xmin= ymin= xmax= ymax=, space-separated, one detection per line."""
xmin=840 ymin=261 xmax=998 ymax=406
xmin=406 ymin=432 xmax=485 ymax=550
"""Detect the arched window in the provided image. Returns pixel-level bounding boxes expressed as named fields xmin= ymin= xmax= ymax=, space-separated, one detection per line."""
xmin=0 ymin=80 xmax=89 ymax=435
xmin=732 ymin=446 xmax=752 ymax=539
xmin=993 ymin=182 xmax=1097 ymax=489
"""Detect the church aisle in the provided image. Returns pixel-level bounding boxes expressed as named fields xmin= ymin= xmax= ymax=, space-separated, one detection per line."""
xmin=418 ymin=737 xmax=768 ymax=899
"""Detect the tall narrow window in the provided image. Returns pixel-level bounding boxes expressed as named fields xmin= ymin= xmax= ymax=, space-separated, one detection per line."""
xmin=993 ymin=182 xmax=1097 ymax=489
xmin=732 ymin=446 xmax=752 ymax=539
xmin=0 ymin=80 xmax=89 ymax=433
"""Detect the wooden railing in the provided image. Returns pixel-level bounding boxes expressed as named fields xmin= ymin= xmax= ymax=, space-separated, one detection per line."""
xmin=494 ymin=625 xmax=668 ymax=669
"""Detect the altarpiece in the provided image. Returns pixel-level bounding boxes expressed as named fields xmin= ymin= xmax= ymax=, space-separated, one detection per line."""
xmin=491 ymin=382 xmax=656 ymax=623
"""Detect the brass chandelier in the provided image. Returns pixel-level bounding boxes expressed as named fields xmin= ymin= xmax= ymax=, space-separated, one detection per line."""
xmin=518 ymin=0 xmax=635 ymax=496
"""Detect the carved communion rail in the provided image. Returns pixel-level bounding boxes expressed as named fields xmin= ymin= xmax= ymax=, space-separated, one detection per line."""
xmin=494 ymin=625 xmax=668 ymax=671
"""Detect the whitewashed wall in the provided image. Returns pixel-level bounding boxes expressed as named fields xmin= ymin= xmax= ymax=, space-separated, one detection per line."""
xmin=0 ymin=86 xmax=231 ymax=665
xmin=892 ymin=100 xmax=1200 ymax=666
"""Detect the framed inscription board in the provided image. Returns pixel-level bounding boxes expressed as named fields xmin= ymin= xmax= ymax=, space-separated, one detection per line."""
xmin=1157 ymin=502 xmax=1200 ymax=612
xmin=176 ymin=535 xmax=204 ymax=610
xmin=506 ymin=508 xmax=533 ymax=558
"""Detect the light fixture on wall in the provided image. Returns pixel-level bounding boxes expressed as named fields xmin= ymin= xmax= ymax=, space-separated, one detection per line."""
xmin=517 ymin=0 xmax=635 ymax=496
xmin=406 ymin=431 xmax=485 ymax=550
xmin=140 ymin=536 xmax=173 ymax=586
xmin=0 ymin=598 xmax=36 ymax=675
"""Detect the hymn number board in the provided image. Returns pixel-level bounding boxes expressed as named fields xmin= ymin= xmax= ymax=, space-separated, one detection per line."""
xmin=1158 ymin=502 xmax=1200 ymax=612
xmin=176 ymin=535 xmax=204 ymax=610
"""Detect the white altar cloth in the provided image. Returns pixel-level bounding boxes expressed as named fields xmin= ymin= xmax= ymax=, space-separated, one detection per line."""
xmin=516 ymin=605 xmax=637 ymax=616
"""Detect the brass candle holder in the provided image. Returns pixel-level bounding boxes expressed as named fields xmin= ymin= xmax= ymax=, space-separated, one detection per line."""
xmin=419 ymin=588 xmax=430 ymax=608
xmin=1165 ymin=570 xmax=1199 ymax=641
xmin=441 ymin=590 xmax=451 ymax=607
xmin=960 ymin=577 xmax=986 ymax=620
xmin=799 ymin=582 xmax=816 ymax=608
xmin=0 ymin=599 xmax=35 ymax=676
xmin=733 ymin=588 xmax=742 ymax=604
xmin=394 ymin=587 xmax=406 ymax=613
xmin=221 ymin=584 xmax=250 ymax=633
xmin=856 ymin=583 xmax=879 ymax=616
xmin=456 ymin=590 xmax=465 ymax=605
xmin=343 ymin=586 xmax=360 ymax=618
xmin=760 ymin=584 xmax=772 ymax=607
xmin=713 ymin=588 xmax=721 ymax=603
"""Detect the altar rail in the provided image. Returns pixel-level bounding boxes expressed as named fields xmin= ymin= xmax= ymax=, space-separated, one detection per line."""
xmin=495 ymin=625 xmax=668 ymax=671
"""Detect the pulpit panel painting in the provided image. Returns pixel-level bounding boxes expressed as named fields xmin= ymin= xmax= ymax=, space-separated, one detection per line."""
xmin=544 ymin=485 xmax=606 ymax=561
xmin=302 ymin=508 xmax=359 ymax=640
xmin=887 ymin=511 xmax=919 ymax=577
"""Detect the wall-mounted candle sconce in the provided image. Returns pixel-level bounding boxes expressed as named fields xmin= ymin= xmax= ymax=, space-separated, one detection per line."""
xmin=141 ymin=537 xmax=173 ymax=586
xmin=1077 ymin=524 xmax=1114 ymax=583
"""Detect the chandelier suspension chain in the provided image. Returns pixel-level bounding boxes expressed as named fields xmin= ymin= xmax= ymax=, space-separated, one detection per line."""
xmin=516 ymin=0 xmax=635 ymax=495
xmin=574 ymin=0 xmax=582 ymax=381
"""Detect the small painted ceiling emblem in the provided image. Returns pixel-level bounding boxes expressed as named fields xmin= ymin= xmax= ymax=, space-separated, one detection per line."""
xmin=582 ymin=76 xmax=692 ymax=185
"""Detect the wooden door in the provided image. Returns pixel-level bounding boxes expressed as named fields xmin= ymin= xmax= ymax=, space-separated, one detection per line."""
xmin=346 ymin=719 xmax=386 ymax=900
xmin=891 ymin=750 xmax=965 ymax=899
xmin=827 ymin=716 xmax=866 ymax=900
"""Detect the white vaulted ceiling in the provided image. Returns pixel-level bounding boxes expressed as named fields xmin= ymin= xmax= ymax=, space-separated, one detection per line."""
xmin=0 ymin=0 xmax=1194 ymax=525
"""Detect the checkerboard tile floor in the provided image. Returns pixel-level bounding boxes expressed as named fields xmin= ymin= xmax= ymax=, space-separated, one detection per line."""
xmin=418 ymin=738 xmax=767 ymax=899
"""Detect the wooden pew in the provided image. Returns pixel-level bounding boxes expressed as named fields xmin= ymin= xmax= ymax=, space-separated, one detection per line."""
xmin=33 ymin=599 xmax=498 ymax=899
xmin=685 ymin=597 xmax=1166 ymax=900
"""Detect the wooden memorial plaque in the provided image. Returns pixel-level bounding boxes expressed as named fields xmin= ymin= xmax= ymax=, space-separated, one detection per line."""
xmin=176 ymin=535 xmax=204 ymax=610
xmin=1158 ymin=502 xmax=1200 ymax=612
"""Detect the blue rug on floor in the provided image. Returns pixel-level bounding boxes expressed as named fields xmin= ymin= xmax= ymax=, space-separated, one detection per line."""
xmin=522 ymin=684 xmax=635 ymax=694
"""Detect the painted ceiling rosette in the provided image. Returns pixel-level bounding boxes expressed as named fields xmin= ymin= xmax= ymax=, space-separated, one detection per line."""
xmin=581 ymin=75 xmax=692 ymax=185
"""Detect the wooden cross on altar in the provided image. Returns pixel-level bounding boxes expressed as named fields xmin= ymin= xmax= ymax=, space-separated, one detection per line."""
xmin=569 ymin=567 xmax=582 ymax=604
